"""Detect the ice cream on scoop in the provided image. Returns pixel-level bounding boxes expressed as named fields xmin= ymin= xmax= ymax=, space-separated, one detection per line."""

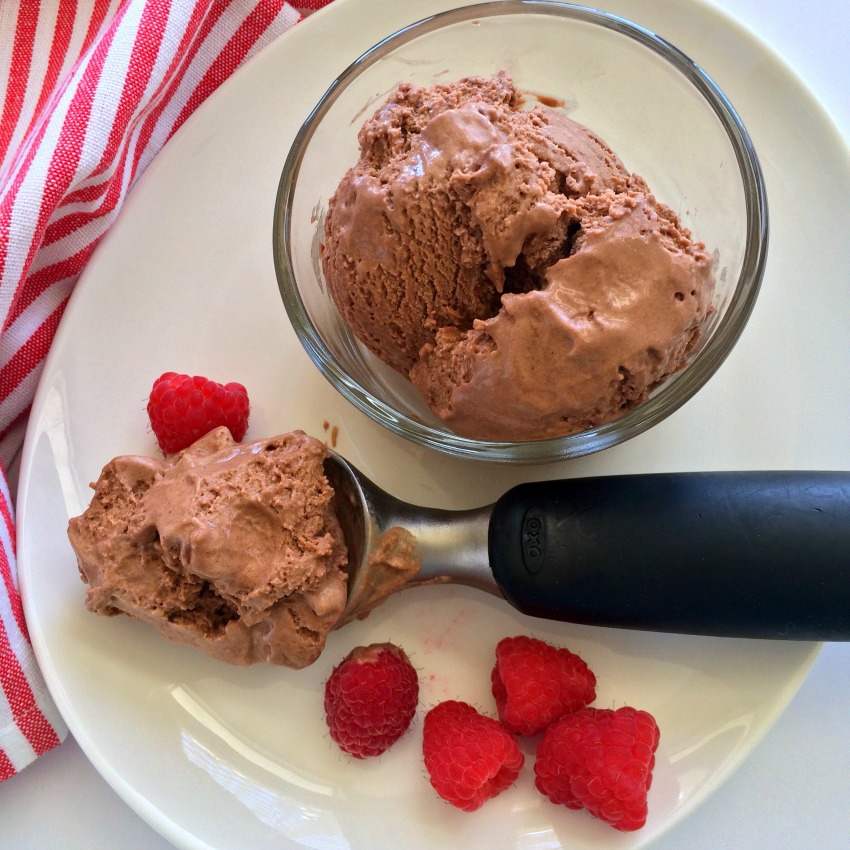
xmin=68 ymin=427 xmax=349 ymax=668
xmin=322 ymin=71 xmax=714 ymax=440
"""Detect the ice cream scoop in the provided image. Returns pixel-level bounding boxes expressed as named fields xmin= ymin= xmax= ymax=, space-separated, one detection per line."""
xmin=326 ymin=453 xmax=850 ymax=640
xmin=68 ymin=428 xmax=349 ymax=668
xmin=321 ymin=71 xmax=715 ymax=442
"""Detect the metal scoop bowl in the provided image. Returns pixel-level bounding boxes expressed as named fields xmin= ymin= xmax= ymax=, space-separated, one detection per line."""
xmin=325 ymin=452 xmax=850 ymax=640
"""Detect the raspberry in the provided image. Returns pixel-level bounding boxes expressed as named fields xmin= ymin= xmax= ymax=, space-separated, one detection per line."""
xmin=324 ymin=643 xmax=419 ymax=758
xmin=534 ymin=706 xmax=660 ymax=832
xmin=147 ymin=372 xmax=250 ymax=454
xmin=422 ymin=700 xmax=524 ymax=811
xmin=491 ymin=635 xmax=596 ymax=736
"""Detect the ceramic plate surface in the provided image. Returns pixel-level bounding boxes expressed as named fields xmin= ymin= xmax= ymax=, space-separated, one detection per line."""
xmin=18 ymin=0 xmax=849 ymax=848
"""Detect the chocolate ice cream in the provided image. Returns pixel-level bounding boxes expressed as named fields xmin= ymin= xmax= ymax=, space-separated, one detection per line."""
xmin=68 ymin=427 xmax=348 ymax=668
xmin=322 ymin=71 xmax=714 ymax=440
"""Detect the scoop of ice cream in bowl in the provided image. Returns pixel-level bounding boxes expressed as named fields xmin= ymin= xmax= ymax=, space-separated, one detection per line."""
xmin=273 ymin=1 xmax=767 ymax=463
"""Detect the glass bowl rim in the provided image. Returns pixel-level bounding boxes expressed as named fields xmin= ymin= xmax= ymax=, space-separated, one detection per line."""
xmin=273 ymin=0 xmax=769 ymax=464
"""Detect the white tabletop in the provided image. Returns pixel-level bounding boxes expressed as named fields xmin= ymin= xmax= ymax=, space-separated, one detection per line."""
xmin=1 ymin=1 xmax=848 ymax=848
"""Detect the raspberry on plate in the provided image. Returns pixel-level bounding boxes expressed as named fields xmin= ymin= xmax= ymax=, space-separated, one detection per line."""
xmin=324 ymin=643 xmax=419 ymax=759
xmin=491 ymin=635 xmax=596 ymax=736
xmin=147 ymin=372 xmax=250 ymax=454
xmin=534 ymin=705 xmax=660 ymax=831
xmin=422 ymin=700 xmax=524 ymax=812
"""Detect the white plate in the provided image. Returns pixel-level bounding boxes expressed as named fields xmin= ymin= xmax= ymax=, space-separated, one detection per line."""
xmin=17 ymin=0 xmax=849 ymax=848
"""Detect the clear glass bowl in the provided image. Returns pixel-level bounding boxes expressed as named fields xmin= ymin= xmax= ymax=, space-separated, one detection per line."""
xmin=273 ymin=0 xmax=768 ymax=463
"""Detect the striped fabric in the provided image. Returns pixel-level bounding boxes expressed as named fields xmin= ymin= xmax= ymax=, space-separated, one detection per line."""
xmin=0 ymin=0 xmax=334 ymax=781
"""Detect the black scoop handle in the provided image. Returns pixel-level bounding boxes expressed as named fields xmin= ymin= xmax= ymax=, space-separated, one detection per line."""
xmin=488 ymin=471 xmax=850 ymax=640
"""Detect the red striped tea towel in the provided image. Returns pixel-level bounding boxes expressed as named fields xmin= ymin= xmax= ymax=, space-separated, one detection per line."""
xmin=0 ymin=0 xmax=334 ymax=781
